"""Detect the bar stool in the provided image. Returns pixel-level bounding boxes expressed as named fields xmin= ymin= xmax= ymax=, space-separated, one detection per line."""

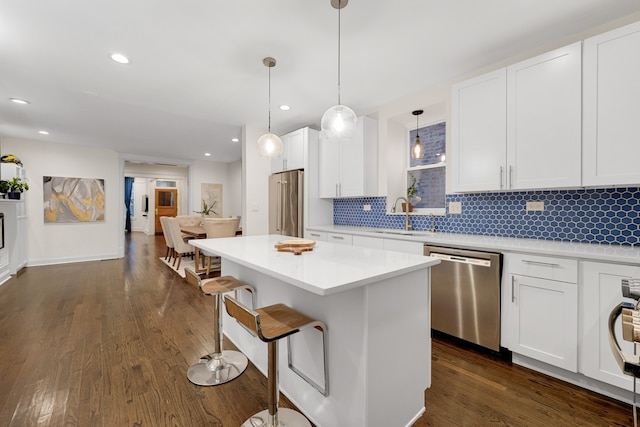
xmin=185 ymin=268 xmax=255 ymax=386
xmin=224 ymin=295 xmax=328 ymax=427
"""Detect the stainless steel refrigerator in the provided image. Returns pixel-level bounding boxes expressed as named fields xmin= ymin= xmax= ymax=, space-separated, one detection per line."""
xmin=269 ymin=170 xmax=303 ymax=237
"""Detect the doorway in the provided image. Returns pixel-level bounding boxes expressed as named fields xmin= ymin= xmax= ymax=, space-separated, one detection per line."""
xmin=155 ymin=188 xmax=177 ymax=234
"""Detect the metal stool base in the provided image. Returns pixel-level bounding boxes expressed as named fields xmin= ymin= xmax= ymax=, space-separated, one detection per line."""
xmin=241 ymin=408 xmax=311 ymax=427
xmin=187 ymin=350 xmax=248 ymax=386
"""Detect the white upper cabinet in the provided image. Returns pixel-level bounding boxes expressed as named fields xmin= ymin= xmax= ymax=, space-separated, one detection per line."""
xmin=319 ymin=116 xmax=378 ymax=198
xmin=451 ymin=69 xmax=507 ymax=192
xmin=583 ymin=21 xmax=640 ymax=186
xmin=271 ymin=128 xmax=305 ymax=173
xmin=451 ymin=42 xmax=582 ymax=192
xmin=507 ymin=42 xmax=582 ymax=189
xmin=0 ymin=163 xmax=26 ymax=181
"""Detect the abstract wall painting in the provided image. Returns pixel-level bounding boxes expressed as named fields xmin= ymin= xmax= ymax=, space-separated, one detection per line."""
xmin=44 ymin=176 xmax=105 ymax=223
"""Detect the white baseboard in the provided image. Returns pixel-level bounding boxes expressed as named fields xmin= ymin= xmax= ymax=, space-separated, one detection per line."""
xmin=27 ymin=253 xmax=121 ymax=267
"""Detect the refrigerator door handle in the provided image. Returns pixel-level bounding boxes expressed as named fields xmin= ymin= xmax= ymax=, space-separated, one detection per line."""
xmin=276 ymin=180 xmax=282 ymax=232
xmin=280 ymin=179 xmax=288 ymax=233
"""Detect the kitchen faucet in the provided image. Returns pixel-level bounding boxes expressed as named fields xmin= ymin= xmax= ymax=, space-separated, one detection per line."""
xmin=393 ymin=197 xmax=412 ymax=231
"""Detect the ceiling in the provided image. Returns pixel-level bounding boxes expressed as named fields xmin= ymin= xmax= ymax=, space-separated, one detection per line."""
xmin=2 ymin=1 xmax=640 ymax=164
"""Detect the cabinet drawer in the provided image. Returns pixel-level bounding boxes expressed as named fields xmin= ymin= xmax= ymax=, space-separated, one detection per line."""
xmin=305 ymin=230 xmax=328 ymax=242
xmin=508 ymin=253 xmax=577 ymax=283
xmin=328 ymin=233 xmax=352 ymax=245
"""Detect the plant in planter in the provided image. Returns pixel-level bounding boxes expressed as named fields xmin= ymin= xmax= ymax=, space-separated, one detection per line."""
xmin=194 ymin=199 xmax=218 ymax=223
xmin=404 ymin=173 xmax=421 ymax=212
xmin=0 ymin=179 xmax=9 ymax=197
xmin=5 ymin=177 xmax=29 ymax=199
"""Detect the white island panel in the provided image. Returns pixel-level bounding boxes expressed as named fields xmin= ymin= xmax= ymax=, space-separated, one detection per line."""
xmin=191 ymin=235 xmax=438 ymax=427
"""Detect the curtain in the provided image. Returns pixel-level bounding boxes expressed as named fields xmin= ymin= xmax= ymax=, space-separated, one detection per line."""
xmin=124 ymin=177 xmax=134 ymax=232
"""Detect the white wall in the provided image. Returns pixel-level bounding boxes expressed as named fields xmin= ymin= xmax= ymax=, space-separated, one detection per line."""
xmin=2 ymin=137 xmax=121 ymax=265
xmin=242 ymin=125 xmax=271 ymax=236
xmin=190 ymin=160 xmax=238 ymax=218
xmin=228 ymin=160 xmax=242 ymax=223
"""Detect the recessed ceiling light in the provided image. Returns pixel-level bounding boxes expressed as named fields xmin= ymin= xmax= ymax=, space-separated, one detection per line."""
xmin=110 ymin=53 xmax=130 ymax=64
xmin=231 ymin=138 xmax=239 ymax=142
xmin=280 ymin=105 xmax=290 ymax=111
xmin=38 ymin=130 xmax=50 ymax=135
xmin=204 ymin=152 xmax=211 ymax=157
xmin=9 ymin=98 xmax=30 ymax=105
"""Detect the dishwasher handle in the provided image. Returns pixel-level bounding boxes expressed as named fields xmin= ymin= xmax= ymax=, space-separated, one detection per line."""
xmin=429 ymin=252 xmax=492 ymax=267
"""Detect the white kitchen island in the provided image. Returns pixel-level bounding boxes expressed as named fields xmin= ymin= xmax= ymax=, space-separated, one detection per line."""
xmin=190 ymin=235 xmax=439 ymax=427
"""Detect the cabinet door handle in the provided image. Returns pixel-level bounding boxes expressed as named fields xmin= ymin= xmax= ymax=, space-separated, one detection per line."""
xmin=499 ymin=167 xmax=504 ymax=190
xmin=339 ymin=183 xmax=342 ymax=197
xmin=332 ymin=235 xmax=344 ymax=240
xmin=335 ymin=183 xmax=338 ymax=197
xmin=509 ymin=165 xmax=513 ymax=189
xmin=511 ymin=276 xmax=516 ymax=303
xmin=522 ymin=260 xmax=560 ymax=268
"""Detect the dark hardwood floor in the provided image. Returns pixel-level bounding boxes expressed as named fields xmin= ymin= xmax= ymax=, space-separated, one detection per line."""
xmin=0 ymin=232 xmax=634 ymax=426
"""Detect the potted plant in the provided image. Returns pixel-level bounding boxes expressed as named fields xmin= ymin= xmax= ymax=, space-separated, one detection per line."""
xmin=404 ymin=173 xmax=420 ymax=212
xmin=6 ymin=177 xmax=29 ymax=200
xmin=194 ymin=199 xmax=218 ymax=223
xmin=0 ymin=179 xmax=9 ymax=198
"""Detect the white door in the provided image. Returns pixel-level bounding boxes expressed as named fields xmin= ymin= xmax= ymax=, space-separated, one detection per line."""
xmin=451 ymin=69 xmax=507 ymax=192
xmin=506 ymin=42 xmax=582 ymax=190
xmin=580 ymin=261 xmax=640 ymax=390
xmin=583 ymin=21 xmax=640 ymax=186
xmin=510 ymin=274 xmax=578 ymax=372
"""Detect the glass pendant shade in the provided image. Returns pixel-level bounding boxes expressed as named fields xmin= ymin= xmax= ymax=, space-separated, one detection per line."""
xmin=410 ymin=109 xmax=424 ymax=159
xmin=257 ymin=133 xmax=284 ymax=159
xmin=321 ymin=104 xmax=358 ymax=141
xmin=411 ymin=135 xmax=423 ymax=159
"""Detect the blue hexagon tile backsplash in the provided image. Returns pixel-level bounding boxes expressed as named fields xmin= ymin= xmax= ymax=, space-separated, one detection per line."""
xmin=333 ymin=187 xmax=640 ymax=246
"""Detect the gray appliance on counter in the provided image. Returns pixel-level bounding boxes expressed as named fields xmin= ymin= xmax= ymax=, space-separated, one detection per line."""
xmin=425 ymin=245 xmax=503 ymax=352
xmin=269 ymin=169 xmax=303 ymax=238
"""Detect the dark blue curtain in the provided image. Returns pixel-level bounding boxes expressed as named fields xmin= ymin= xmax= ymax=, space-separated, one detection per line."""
xmin=124 ymin=177 xmax=134 ymax=232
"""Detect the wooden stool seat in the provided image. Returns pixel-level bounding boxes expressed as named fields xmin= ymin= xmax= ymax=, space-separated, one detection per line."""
xmin=255 ymin=303 xmax=316 ymax=341
xmin=225 ymin=295 xmax=328 ymax=427
xmin=184 ymin=269 xmax=255 ymax=387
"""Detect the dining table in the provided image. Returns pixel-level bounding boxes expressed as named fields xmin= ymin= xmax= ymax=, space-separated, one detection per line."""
xmin=180 ymin=225 xmax=210 ymax=274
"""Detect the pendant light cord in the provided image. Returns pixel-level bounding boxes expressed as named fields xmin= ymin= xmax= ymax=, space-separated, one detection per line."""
xmin=337 ymin=0 xmax=342 ymax=105
xmin=268 ymin=63 xmax=272 ymax=132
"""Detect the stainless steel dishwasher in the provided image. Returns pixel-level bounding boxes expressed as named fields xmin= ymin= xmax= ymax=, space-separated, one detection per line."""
xmin=424 ymin=245 xmax=503 ymax=352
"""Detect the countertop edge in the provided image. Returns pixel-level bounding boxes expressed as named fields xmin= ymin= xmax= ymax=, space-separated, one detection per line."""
xmin=307 ymin=225 xmax=640 ymax=265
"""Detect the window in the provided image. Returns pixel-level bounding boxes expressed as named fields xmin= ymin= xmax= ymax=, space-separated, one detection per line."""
xmin=408 ymin=121 xmax=446 ymax=214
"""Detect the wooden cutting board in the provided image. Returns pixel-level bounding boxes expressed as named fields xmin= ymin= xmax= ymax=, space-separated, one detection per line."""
xmin=274 ymin=239 xmax=316 ymax=255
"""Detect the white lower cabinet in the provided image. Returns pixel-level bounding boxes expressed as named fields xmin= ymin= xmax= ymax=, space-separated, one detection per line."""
xmin=580 ymin=261 xmax=640 ymax=390
xmin=305 ymin=230 xmax=327 ymax=242
xmin=327 ymin=233 xmax=352 ymax=245
xmin=383 ymin=239 xmax=424 ymax=255
xmin=352 ymin=235 xmax=383 ymax=249
xmin=506 ymin=253 xmax=578 ymax=372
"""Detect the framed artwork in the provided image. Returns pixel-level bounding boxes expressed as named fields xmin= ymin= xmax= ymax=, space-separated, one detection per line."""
xmin=43 ymin=176 xmax=105 ymax=223
xmin=200 ymin=183 xmax=222 ymax=218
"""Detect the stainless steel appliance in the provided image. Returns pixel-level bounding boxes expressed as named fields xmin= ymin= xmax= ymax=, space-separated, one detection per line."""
xmin=609 ymin=278 xmax=640 ymax=427
xmin=425 ymin=245 xmax=502 ymax=351
xmin=269 ymin=169 xmax=303 ymax=237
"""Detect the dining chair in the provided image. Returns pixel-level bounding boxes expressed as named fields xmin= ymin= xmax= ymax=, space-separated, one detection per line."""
xmin=159 ymin=216 xmax=175 ymax=262
xmin=165 ymin=217 xmax=195 ymax=270
xmin=201 ymin=217 xmax=240 ymax=275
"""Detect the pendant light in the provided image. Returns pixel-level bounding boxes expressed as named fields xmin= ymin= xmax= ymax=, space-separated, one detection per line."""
xmin=321 ymin=0 xmax=357 ymax=142
xmin=256 ymin=57 xmax=284 ymax=159
xmin=411 ymin=109 xmax=424 ymax=160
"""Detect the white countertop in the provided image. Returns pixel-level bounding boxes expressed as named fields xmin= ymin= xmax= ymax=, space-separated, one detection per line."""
xmin=307 ymin=225 xmax=640 ymax=265
xmin=190 ymin=234 xmax=439 ymax=296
